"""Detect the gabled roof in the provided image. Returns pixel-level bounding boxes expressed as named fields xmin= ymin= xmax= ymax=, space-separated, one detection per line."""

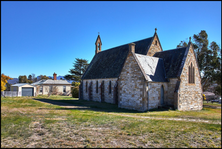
xmin=135 ymin=53 xmax=168 ymax=82
xmin=82 ymin=37 xmax=153 ymax=79
xmin=31 ymin=79 xmax=71 ymax=85
xmin=153 ymin=47 xmax=187 ymax=78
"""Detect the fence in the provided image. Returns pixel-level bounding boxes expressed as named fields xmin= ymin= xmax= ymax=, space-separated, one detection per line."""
xmin=1 ymin=91 xmax=21 ymax=97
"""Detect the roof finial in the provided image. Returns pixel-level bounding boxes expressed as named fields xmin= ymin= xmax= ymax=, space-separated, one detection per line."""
xmin=155 ymin=28 xmax=157 ymax=33
xmin=189 ymin=37 xmax=191 ymax=42
xmin=98 ymin=32 xmax=100 ymax=35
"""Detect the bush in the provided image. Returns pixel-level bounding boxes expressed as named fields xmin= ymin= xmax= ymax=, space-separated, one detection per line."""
xmin=72 ymin=87 xmax=79 ymax=98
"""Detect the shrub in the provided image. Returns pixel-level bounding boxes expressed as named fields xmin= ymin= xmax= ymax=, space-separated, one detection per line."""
xmin=72 ymin=87 xmax=79 ymax=98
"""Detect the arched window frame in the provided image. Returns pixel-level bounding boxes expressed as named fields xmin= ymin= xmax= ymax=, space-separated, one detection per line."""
xmin=189 ymin=62 xmax=195 ymax=84
xmin=86 ymin=81 xmax=88 ymax=92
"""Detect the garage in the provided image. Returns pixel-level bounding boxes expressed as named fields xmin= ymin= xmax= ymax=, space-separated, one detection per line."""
xmin=10 ymin=83 xmax=36 ymax=97
xmin=22 ymin=87 xmax=34 ymax=96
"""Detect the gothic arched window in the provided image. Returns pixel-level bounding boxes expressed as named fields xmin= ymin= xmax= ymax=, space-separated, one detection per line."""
xmin=189 ymin=63 xmax=195 ymax=83
xmin=96 ymin=81 xmax=98 ymax=93
xmin=86 ymin=81 xmax=88 ymax=92
xmin=109 ymin=81 xmax=111 ymax=94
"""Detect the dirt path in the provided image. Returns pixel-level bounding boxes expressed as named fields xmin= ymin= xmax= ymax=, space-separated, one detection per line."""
xmin=34 ymin=98 xmax=221 ymax=125
xmin=107 ymin=113 xmax=221 ymax=125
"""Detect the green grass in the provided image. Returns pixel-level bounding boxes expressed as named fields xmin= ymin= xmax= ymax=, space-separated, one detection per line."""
xmin=1 ymin=96 xmax=221 ymax=148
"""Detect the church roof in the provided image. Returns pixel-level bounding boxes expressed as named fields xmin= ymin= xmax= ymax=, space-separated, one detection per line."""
xmin=153 ymin=47 xmax=187 ymax=78
xmin=82 ymin=37 xmax=153 ymax=79
xmin=135 ymin=53 xmax=168 ymax=82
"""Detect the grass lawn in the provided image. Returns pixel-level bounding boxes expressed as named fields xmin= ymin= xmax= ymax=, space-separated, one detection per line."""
xmin=1 ymin=95 xmax=221 ymax=148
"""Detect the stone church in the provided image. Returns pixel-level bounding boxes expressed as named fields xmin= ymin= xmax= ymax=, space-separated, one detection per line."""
xmin=79 ymin=29 xmax=203 ymax=111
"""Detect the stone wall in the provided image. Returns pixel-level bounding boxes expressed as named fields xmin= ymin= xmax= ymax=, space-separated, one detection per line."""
xmin=178 ymin=45 xmax=203 ymax=111
xmin=148 ymin=82 xmax=168 ymax=110
xmin=147 ymin=35 xmax=162 ymax=56
xmin=82 ymin=78 xmax=118 ymax=104
xmin=167 ymin=78 xmax=178 ymax=106
xmin=118 ymin=52 xmax=146 ymax=111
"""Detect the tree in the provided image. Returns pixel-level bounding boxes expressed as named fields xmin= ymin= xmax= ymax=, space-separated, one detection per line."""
xmin=64 ymin=58 xmax=89 ymax=82
xmin=18 ymin=75 xmax=28 ymax=83
xmin=1 ymin=74 xmax=13 ymax=91
xmin=32 ymin=73 xmax=37 ymax=82
xmin=28 ymin=75 xmax=32 ymax=81
xmin=177 ymin=40 xmax=188 ymax=48
xmin=39 ymin=75 xmax=49 ymax=80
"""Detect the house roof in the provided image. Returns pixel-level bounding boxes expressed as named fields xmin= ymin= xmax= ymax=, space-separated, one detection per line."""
xmin=82 ymin=36 xmax=153 ymax=79
xmin=135 ymin=53 xmax=168 ymax=82
xmin=11 ymin=83 xmax=35 ymax=87
xmin=31 ymin=79 xmax=71 ymax=85
xmin=153 ymin=47 xmax=187 ymax=78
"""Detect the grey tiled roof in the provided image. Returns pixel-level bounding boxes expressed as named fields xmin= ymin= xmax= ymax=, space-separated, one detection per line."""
xmin=135 ymin=53 xmax=168 ymax=82
xmin=31 ymin=79 xmax=71 ymax=85
xmin=153 ymin=47 xmax=187 ymax=78
xmin=82 ymin=37 xmax=153 ymax=79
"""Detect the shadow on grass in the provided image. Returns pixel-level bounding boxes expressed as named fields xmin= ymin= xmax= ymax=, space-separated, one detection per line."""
xmin=33 ymin=98 xmax=172 ymax=113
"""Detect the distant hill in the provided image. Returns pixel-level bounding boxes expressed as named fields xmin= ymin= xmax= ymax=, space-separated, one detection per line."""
xmin=7 ymin=78 xmax=19 ymax=85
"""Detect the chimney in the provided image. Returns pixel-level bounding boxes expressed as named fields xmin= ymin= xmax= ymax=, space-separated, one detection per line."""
xmin=128 ymin=43 xmax=136 ymax=53
xmin=53 ymin=72 xmax=57 ymax=80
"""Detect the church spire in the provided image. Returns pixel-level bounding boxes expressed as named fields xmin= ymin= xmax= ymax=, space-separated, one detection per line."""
xmin=95 ymin=33 xmax=102 ymax=55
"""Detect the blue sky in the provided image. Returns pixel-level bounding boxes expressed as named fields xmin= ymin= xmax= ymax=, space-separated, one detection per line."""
xmin=1 ymin=1 xmax=221 ymax=78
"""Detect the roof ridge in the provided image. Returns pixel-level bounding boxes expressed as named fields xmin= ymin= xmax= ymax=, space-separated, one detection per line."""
xmin=98 ymin=37 xmax=153 ymax=54
xmin=156 ymin=46 xmax=187 ymax=53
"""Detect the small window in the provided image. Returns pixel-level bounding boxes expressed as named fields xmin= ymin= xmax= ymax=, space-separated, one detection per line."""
xmin=155 ymin=40 xmax=157 ymax=45
xmin=40 ymin=86 xmax=43 ymax=93
xmin=109 ymin=81 xmax=111 ymax=94
xmin=86 ymin=81 xmax=88 ymax=92
xmin=189 ymin=63 xmax=195 ymax=83
xmin=96 ymin=81 xmax=98 ymax=93
xmin=63 ymin=86 xmax=66 ymax=93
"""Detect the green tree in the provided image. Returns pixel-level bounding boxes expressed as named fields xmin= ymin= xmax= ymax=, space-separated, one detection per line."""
xmin=177 ymin=40 xmax=188 ymax=48
xmin=39 ymin=75 xmax=49 ymax=80
xmin=64 ymin=58 xmax=89 ymax=82
xmin=18 ymin=75 xmax=28 ymax=83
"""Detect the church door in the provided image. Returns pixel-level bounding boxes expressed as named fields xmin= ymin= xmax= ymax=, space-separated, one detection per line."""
xmin=161 ymin=85 xmax=164 ymax=105
xmin=100 ymin=81 xmax=105 ymax=102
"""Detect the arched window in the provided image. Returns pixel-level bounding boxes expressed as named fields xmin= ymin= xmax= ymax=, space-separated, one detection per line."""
xmin=96 ymin=81 xmax=98 ymax=93
xmin=189 ymin=63 xmax=195 ymax=83
xmin=109 ymin=81 xmax=111 ymax=94
xmin=86 ymin=81 xmax=88 ymax=92
xmin=155 ymin=40 xmax=157 ymax=45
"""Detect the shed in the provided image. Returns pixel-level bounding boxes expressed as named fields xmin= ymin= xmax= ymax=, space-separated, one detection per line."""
xmin=11 ymin=83 xmax=36 ymax=96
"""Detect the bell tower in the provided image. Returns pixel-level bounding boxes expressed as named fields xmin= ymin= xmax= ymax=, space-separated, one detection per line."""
xmin=95 ymin=33 xmax=102 ymax=55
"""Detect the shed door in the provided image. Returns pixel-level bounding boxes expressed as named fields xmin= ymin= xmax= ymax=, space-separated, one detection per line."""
xmin=22 ymin=87 xmax=34 ymax=96
xmin=161 ymin=85 xmax=164 ymax=105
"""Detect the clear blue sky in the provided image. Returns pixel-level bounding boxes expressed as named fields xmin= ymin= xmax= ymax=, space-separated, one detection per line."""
xmin=1 ymin=1 xmax=221 ymax=78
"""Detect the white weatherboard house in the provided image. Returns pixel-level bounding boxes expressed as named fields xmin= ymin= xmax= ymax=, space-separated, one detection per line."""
xmin=10 ymin=83 xmax=36 ymax=96
xmin=31 ymin=73 xmax=71 ymax=95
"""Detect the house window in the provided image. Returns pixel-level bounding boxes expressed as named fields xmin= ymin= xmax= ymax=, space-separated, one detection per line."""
xmin=63 ymin=86 xmax=66 ymax=93
xmin=189 ymin=63 xmax=195 ymax=83
xmin=96 ymin=81 xmax=98 ymax=93
xmin=40 ymin=86 xmax=43 ymax=93
xmin=86 ymin=81 xmax=88 ymax=92
xmin=109 ymin=81 xmax=111 ymax=94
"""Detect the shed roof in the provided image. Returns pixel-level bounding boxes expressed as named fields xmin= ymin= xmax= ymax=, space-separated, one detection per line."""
xmin=11 ymin=83 xmax=35 ymax=87
xmin=135 ymin=53 xmax=168 ymax=82
xmin=153 ymin=47 xmax=187 ymax=78
xmin=82 ymin=37 xmax=153 ymax=79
